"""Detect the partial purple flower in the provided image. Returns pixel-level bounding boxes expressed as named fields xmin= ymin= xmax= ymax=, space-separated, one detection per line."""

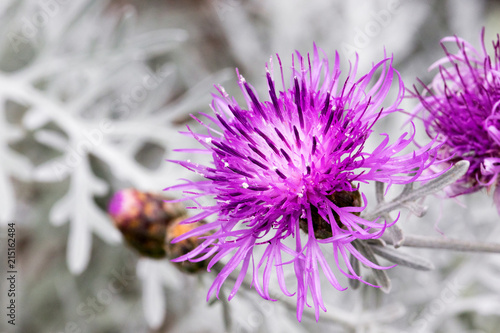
xmin=412 ymin=29 xmax=500 ymax=213
xmin=166 ymin=45 xmax=438 ymax=321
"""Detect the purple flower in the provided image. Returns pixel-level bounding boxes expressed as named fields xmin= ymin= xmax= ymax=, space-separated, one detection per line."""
xmin=166 ymin=46 xmax=437 ymax=321
xmin=412 ymin=29 xmax=500 ymax=212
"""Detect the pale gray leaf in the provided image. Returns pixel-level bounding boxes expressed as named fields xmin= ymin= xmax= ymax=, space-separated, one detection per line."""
xmin=364 ymin=160 xmax=469 ymax=219
xmin=401 ymin=201 xmax=428 ymax=217
xmin=88 ymin=205 xmax=122 ymax=244
xmin=50 ymin=192 xmax=72 ymax=226
xmin=67 ymin=206 xmax=92 ymax=275
xmin=375 ymin=181 xmax=385 ymax=203
xmin=137 ymin=259 xmax=167 ymax=329
xmin=6 ymin=150 xmax=32 ymax=180
xmin=384 ymin=222 xmax=405 ymax=248
xmin=34 ymin=157 xmax=71 ymax=182
xmin=349 ymin=253 xmax=361 ymax=290
xmin=396 ymin=160 xmax=469 ymax=205
xmin=369 ymin=244 xmax=435 ymax=271
xmin=353 ymin=240 xmax=391 ymax=293
xmin=34 ymin=129 xmax=68 ymax=151
xmin=23 ymin=107 xmax=51 ymax=130
xmin=89 ymin=174 xmax=108 ymax=195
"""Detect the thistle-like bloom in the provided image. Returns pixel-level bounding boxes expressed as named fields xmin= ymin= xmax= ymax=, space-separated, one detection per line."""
xmin=412 ymin=29 xmax=500 ymax=212
xmin=166 ymin=46 xmax=437 ymax=320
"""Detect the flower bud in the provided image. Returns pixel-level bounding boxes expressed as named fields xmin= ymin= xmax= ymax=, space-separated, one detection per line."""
xmin=165 ymin=217 xmax=211 ymax=274
xmin=108 ymin=188 xmax=185 ymax=258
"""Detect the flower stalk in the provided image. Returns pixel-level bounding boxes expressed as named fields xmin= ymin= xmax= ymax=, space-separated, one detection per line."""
xmin=385 ymin=234 xmax=500 ymax=253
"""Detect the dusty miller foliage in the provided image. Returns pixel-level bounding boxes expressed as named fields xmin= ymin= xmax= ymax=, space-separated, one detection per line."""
xmin=1 ymin=0 xmax=229 ymax=271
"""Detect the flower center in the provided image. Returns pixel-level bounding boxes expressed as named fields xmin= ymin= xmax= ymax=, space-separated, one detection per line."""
xmin=299 ymin=189 xmax=362 ymax=239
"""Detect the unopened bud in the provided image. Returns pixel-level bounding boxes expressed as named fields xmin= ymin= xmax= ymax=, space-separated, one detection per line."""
xmin=165 ymin=217 xmax=211 ymax=274
xmin=108 ymin=188 xmax=185 ymax=258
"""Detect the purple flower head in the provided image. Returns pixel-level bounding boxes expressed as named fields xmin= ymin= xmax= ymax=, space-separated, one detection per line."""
xmin=166 ymin=45 xmax=437 ymax=321
xmin=412 ymin=29 xmax=500 ymax=212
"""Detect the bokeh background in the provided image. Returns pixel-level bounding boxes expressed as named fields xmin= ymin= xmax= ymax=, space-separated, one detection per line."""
xmin=1 ymin=0 xmax=500 ymax=332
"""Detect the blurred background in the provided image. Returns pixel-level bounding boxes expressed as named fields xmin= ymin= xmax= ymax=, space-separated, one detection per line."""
xmin=1 ymin=0 xmax=500 ymax=332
